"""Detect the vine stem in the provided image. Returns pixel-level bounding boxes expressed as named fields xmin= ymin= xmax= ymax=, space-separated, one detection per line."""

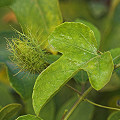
xmin=85 ymin=99 xmax=120 ymax=111
xmin=64 ymin=86 xmax=93 ymax=120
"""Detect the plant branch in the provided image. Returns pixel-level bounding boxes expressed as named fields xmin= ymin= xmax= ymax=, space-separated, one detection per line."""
xmin=63 ymin=86 xmax=93 ymax=120
xmin=65 ymin=84 xmax=82 ymax=95
xmin=85 ymin=99 xmax=120 ymax=111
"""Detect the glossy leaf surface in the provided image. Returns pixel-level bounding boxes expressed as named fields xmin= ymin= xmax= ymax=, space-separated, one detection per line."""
xmin=33 ymin=22 xmax=114 ymax=115
xmin=75 ymin=19 xmax=101 ymax=48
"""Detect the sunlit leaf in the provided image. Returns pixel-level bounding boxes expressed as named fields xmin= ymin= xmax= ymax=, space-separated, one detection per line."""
xmin=16 ymin=114 xmax=43 ymax=120
xmin=33 ymin=22 xmax=114 ymax=115
xmin=0 ymin=103 xmax=22 ymax=120
xmin=75 ymin=19 xmax=101 ymax=48
xmin=74 ymin=19 xmax=101 ymax=83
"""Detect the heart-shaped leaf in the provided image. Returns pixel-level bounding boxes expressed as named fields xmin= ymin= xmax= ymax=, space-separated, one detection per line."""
xmin=33 ymin=22 xmax=114 ymax=115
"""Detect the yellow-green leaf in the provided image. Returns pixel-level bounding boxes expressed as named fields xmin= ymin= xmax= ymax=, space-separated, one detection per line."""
xmin=16 ymin=114 xmax=43 ymax=120
xmin=33 ymin=22 xmax=114 ymax=115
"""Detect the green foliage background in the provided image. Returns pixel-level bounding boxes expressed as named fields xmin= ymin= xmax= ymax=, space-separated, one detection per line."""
xmin=0 ymin=0 xmax=120 ymax=120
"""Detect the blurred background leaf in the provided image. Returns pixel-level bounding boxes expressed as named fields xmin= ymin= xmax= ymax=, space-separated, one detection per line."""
xmin=0 ymin=103 xmax=22 ymax=120
xmin=108 ymin=111 xmax=120 ymax=120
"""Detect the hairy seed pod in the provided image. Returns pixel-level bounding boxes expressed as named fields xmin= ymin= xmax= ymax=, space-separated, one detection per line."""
xmin=7 ymin=33 xmax=49 ymax=73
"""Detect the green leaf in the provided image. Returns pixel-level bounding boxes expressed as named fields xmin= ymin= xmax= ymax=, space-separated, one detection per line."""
xmin=110 ymin=48 xmax=120 ymax=64
xmin=0 ymin=0 xmax=14 ymax=7
xmin=16 ymin=114 xmax=43 ymax=120
xmin=33 ymin=22 xmax=114 ymax=115
xmin=82 ymin=52 xmax=114 ymax=90
xmin=56 ymin=97 xmax=94 ymax=120
xmin=10 ymin=0 xmax=62 ymax=48
xmin=0 ymin=103 xmax=22 ymax=120
xmin=75 ymin=19 xmax=101 ymax=48
xmin=0 ymin=83 xmax=14 ymax=106
xmin=108 ymin=111 xmax=120 ymax=120
xmin=74 ymin=19 xmax=101 ymax=83
xmin=102 ymin=4 xmax=120 ymax=51
xmin=6 ymin=62 xmax=38 ymax=99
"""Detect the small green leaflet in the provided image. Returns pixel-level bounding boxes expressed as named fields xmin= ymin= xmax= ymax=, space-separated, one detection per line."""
xmin=32 ymin=22 xmax=114 ymax=115
xmin=16 ymin=114 xmax=43 ymax=120
xmin=0 ymin=103 xmax=22 ymax=120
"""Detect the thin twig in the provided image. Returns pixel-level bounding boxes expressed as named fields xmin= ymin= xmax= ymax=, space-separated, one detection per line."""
xmin=65 ymin=84 xmax=82 ymax=95
xmin=64 ymin=86 xmax=93 ymax=120
xmin=85 ymin=99 xmax=120 ymax=111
